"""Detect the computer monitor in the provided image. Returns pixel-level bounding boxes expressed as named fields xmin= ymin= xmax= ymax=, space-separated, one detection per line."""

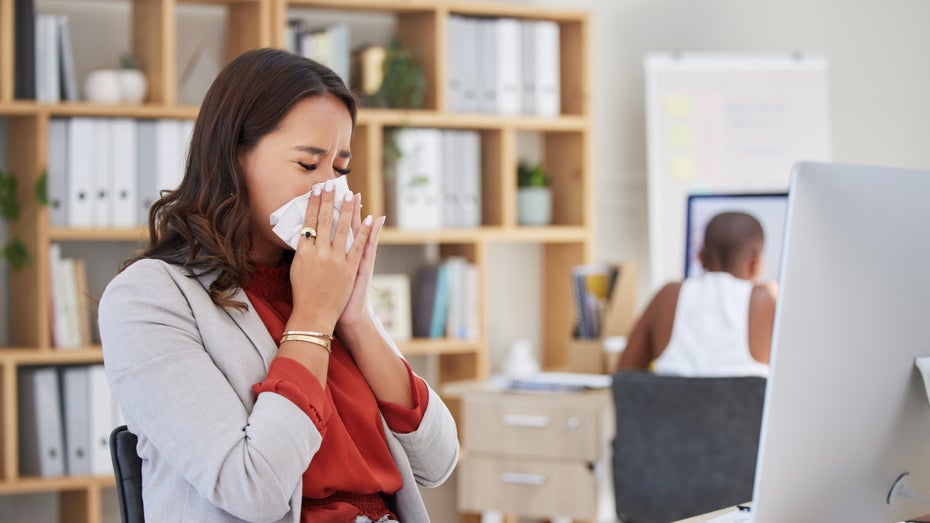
xmin=684 ymin=193 xmax=788 ymax=284
xmin=750 ymin=162 xmax=930 ymax=522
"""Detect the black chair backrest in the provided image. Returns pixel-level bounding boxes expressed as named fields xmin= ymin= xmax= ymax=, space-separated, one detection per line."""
xmin=611 ymin=372 xmax=766 ymax=523
xmin=110 ymin=425 xmax=144 ymax=523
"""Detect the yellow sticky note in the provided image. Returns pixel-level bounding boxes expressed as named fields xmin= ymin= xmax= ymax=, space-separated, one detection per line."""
xmin=669 ymin=125 xmax=693 ymax=148
xmin=666 ymin=94 xmax=691 ymax=117
xmin=670 ymin=158 xmax=695 ymax=180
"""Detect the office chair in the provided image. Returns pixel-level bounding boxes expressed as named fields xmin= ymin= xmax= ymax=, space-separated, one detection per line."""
xmin=611 ymin=372 xmax=766 ymax=523
xmin=109 ymin=425 xmax=145 ymax=523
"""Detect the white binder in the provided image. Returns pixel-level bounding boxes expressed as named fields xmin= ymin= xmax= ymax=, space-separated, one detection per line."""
xmin=441 ymin=130 xmax=461 ymax=227
xmin=60 ymin=365 xmax=91 ymax=475
xmin=446 ymin=16 xmax=467 ymax=112
xmin=66 ymin=117 xmax=96 ymax=228
xmin=460 ymin=18 xmax=480 ymax=112
xmin=532 ymin=20 xmax=561 ymax=117
xmin=136 ymin=119 xmax=158 ymax=226
xmin=459 ymin=131 xmax=482 ymax=228
xmin=47 ymin=118 xmax=68 ymax=226
xmin=88 ymin=364 xmax=114 ymax=475
xmin=92 ymin=118 xmax=113 ymax=227
xmin=177 ymin=119 xmax=194 ymax=184
xmin=156 ymin=119 xmax=181 ymax=197
xmin=476 ymin=18 xmax=496 ymax=113
xmin=17 ymin=367 xmax=66 ymax=477
xmin=388 ymin=128 xmax=443 ymax=230
xmin=494 ymin=18 xmax=523 ymax=115
xmin=110 ymin=118 xmax=138 ymax=228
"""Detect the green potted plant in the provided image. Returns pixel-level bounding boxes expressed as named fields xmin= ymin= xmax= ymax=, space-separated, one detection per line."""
xmin=371 ymin=39 xmax=426 ymax=109
xmin=517 ymin=159 xmax=552 ymax=226
xmin=0 ymin=168 xmax=47 ymax=269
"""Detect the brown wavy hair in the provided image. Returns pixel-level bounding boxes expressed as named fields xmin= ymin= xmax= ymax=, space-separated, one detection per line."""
xmin=125 ymin=48 xmax=358 ymax=310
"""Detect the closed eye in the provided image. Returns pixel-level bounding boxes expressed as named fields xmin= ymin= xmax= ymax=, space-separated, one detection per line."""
xmin=298 ymin=162 xmax=350 ymax=176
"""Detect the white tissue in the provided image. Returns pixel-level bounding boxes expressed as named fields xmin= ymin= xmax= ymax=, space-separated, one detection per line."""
xmin=269 ymin=175 xmax=354 ymax=253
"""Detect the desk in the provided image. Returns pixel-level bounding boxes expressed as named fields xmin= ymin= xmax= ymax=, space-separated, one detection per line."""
xmin=672 ymin=506 xmax=741 ymax=522
xmin=456 ymin=385 xmax=615 ymax=522
xmin=672 ymin=507 xmax=930 ymax=523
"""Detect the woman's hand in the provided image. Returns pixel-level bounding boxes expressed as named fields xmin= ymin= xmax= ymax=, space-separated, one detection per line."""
xmin=286 ymin=180 xmax=374 ymax=335
xmin=336 ymin=192 xmax=386 ymax=337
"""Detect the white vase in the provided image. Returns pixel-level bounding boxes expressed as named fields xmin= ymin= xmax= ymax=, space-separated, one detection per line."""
xmin=83 ymin=70 xmax=122 ymax=104
xmin=517 ymin=187 xmax=552 ymax=226
xmin=119 ymin=69 xmax=148 ymax=104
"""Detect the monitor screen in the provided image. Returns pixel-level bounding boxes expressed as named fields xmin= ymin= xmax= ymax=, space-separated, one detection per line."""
xmin=750 ymin=162 xmax=930 ymax=522
xmin=684 ymin=193 xmax=788 ymax=284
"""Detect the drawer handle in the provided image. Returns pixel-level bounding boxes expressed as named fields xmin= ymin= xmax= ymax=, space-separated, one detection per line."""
xmin=500 ymin=472 xmax=547 ymax=486
xmin=502 ymin=414 xmax=550 ymax=428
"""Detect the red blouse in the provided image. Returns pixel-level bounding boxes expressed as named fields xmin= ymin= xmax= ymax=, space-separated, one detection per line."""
xmin=246 ymin=262 xmax=429 ymax=523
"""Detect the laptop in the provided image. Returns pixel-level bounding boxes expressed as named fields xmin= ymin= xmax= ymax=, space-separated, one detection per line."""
xmin=698 ymin=162 xmax=930 ymax=523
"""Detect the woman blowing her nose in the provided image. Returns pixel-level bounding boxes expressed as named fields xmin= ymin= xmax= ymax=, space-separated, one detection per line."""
xmin=98 ymin=48 xmax=459 ymax=523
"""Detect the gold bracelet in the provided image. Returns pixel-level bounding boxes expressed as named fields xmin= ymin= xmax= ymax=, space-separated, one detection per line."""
xmin=281 ymin=330 xmax=334 ymax=340
xmin=279 ymin=333 xmax=332 ymax=353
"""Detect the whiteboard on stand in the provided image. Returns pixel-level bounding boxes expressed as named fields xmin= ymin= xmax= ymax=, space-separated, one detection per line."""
xmin=644 ymin=53 xmax=832 ymax=290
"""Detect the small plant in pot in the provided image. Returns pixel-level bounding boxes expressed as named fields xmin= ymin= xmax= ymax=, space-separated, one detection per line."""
xmin=517 ymin=159 xmax=552 ymax=226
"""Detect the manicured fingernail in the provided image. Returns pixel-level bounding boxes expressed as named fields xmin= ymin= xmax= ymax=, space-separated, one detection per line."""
xmin=379 ymin=216 xmax=387 ymax=226
xmin=325 ymin=179 xmax=334 ymax=192
xmin=364 ymin=215 xmax=373 ymax=226
xmin=313 ymin=185 xmax=322 ymax=196
xmin=344 ymin=192 xmax=353 ymax=202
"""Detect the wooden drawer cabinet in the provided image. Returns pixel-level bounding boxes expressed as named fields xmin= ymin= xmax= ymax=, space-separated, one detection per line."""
xmin=458 ymin=387 xmax=615 ymax=522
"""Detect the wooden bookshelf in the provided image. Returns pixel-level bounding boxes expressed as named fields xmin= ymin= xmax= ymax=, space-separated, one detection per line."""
xmin=0 ymin=0 xmax=591 ymax=520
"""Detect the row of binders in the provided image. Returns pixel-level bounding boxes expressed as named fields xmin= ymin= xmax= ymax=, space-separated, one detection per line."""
xmin=15 ymin=8 xmax=79 ymax=103
xmin=412 ymin=257 xmax=480 ymax=340
xmin=385 ymin=128 xmax=482 ymax=231
xmin=446 ymin=16 xmax=561 ymax=116
xmin=48 ymin=117 xmax=194 ymax=229
xmin=285 ymin=21 xmax=350 ymax=85
xmin=285 ymin=16 xmax=560 ymax=117
xmin=49 ymin=244 xmax=93 ymax=349
xmin=18 ymin=364 xmax=123 ymax=478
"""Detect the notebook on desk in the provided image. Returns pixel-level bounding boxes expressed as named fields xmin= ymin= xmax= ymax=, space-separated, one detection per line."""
xmin=690 ymin=162 xmax=930 ymax=523
xmin=492 ymin=372 xmax=612 ymax=393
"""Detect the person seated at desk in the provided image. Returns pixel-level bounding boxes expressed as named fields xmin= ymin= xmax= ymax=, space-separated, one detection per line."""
xmin=618 ymin=211 xmax=776 ymax=376
xmin=98 ymin=49 xmax=458 ymax=523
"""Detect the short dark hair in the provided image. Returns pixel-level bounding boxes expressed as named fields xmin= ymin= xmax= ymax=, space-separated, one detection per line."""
xmin=701 ymin=211 xmax=765 ymax=272
xmin=127 ymin=48 xmax=358 ymax=310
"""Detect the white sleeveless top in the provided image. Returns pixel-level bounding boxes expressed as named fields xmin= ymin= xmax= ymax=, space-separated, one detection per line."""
xmin=651 ymin=272 xmax=769 ymax=377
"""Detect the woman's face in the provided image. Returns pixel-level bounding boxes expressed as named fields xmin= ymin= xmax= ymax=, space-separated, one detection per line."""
xmin=240 ymin=94 xmax=353 ymax=266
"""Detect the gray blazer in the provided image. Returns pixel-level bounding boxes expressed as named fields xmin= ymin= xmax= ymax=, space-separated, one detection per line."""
xmin=99 ymin=259 xmax=459 ymax=523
